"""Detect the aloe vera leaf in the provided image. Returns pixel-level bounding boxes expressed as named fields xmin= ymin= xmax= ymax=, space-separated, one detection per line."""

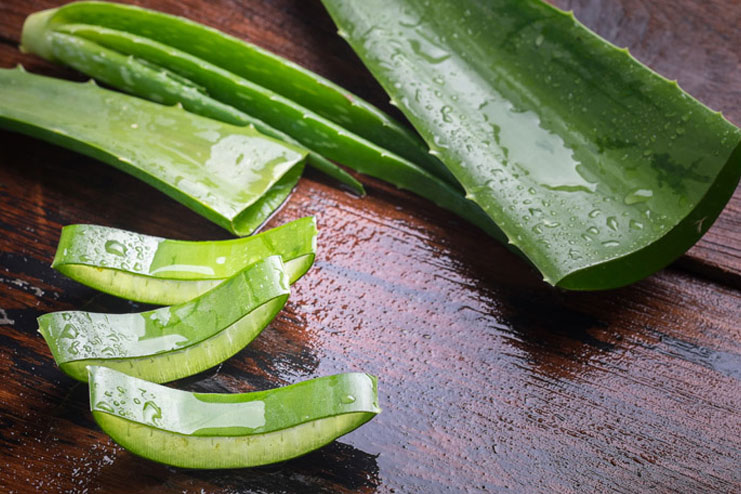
xmin=21 ymin=2 xmax=453 ymax=186
xmin=322 ymin=0 xmax=741 ymax=289
xmin=25 ymin=29 xmax=364 ymax=196
xmin=88 ymin=366 xmax=380 ymax=469
xmin=38 ymin=256 xmax=290 ymax=383
xmin=52 ymin=217 xmax=317 ymax=306
xmin=0 ymin=67 xmax=307 ymax=237
xmin=20 ymin=20 xmax=503 ymax=241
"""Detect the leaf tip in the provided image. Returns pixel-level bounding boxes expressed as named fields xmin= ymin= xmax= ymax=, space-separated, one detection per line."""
xmin=85 ymin=78 xmax=98 ymax=86
xmin=15 ymin=64 xmax=26 ymax=72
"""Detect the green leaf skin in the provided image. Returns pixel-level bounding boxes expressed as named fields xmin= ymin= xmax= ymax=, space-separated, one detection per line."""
xmin=88 ymin=366 xmax=380 ymax=469
xmin=20 ymin=1 xmax=453 ymax=186
xmin=31 ymin=28 xmax=364 ymax=196
xmin=0 ymin=67 xmax=307 ymax=237
xmin=38 ymin=256 xmax=290 ymax=383
xmin=52 ymin=217 xmax=317 ymax=305
xmin=18 ymin=4 xmax=511 ymax=239
xmin=322 ymin=0 xmax=741 ymax=289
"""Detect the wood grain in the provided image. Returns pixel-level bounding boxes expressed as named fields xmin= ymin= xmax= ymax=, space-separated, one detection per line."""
xmin=0 ymin=1 xmax=740 ymax=493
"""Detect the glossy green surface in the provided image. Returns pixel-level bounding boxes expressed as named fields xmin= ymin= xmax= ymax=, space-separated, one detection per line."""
xmin=89 ymin=366 xmax=381 ymax=468
xmin=38 ymin=256 xmax=289 ymax=383
xmin=21 ymin=1 xmax=446 ymax=184
xmin=322 ymin=0 xmax=741 ymax=289
xmin=53 ymin=217 xmax=317 ymax=305
xmin=43 ymin=27 xmax=364 ymax=195
xmin=19 ymin=3 xmax=510 ymax=238
xmin=0 ymin=67 xmax=306 ymax=236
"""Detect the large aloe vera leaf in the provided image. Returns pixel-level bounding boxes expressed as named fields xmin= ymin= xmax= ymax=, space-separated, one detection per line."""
xmin=0 ymin=67 xmax=307 ymax=236
xmin=39 ymin=256 xmax=289 ymax=383
xmin=19 ymin=4 xmax=510 ymax=239
xmin=322 ymin=0 xmax=741 ymax=289
xmin=88 ymin=366 xmax=380 ymax=468
xmin=20 ymin=1 xmax=453 ymax=186
xmin=52 ymin=217 xmax=317 ymax=305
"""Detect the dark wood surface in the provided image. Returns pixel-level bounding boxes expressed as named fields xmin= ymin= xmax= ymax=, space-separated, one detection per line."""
xmin=1 ymin=1 xmax=740 ymax=493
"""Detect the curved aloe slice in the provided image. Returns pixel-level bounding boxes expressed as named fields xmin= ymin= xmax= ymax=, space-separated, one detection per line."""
xmin=52 ymin=217 xmax=317 ymax=305
xmin=0 ymin=67 xmax=306 ymax=236
xmin=38 ymin=256 xmax=289 ymax=383
xmin=20 ymin=0 xmax=447 ymax=184
xmin=88 ymin=366 xmax=380 ymax=468
xmin=322 ymin=0 xmax=741 ymax=289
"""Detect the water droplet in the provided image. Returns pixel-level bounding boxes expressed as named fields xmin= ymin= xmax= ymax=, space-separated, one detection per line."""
xmin=588 ymin=209 xmax=601 ymax=218
xmin=408 ymin=39 xmax=451 ymax=64
xmin=629 ymin=219 xmax=644 ymax=230
xmin=67 ymin=341 xmax=80 ymax=355
xmin=441 ymin=105 xmax=453 ymax=123
xmin=602 ymin=240 xmax=620 ymax=247
xmin=215 ymin=256 xmax=226 ymax=265
xmin=535 ymin=34 xmax=544 ymax=47
xmin=95 ymin=401 xmax=114 ymax=413
xmin=586 ymin=226 xmax=600 ymax=235
xmin=568 ymin=249 xmax=582 ymax=260
xmin=61 ymin=323 xmax=78 ymax=339
xmin=624 ymin=188 xmax=653 ymax=205
xmin=340 ymin=394 xmax=356 ymax=404
xmin=105 ymin=240 xmax=127 ymax=257
xmin=606 ymin=216 xmax=619 ymax=231
xmin=143 ymin=401 xmax=162 ymax=426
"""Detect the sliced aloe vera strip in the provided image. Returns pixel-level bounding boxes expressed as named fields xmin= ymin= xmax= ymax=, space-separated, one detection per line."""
xmin=20 ymin=21 xmax=502 ymax=240
xmin=52 ymin=217 xmax=317 ymax=306
xmin=21 ymin=1 xmax=449 ymax=185
xmin=322 ymin=0 xmax=741 ymax=289
xmin=30 ymin=29 xmax=363 ymax=196
xmin=38 ymin=256 xmax=289 ymax=383
xmin=0 ymin=67 xmax=307 ymax=237
xmin=88 ymin=366 xmax=380 ymax=469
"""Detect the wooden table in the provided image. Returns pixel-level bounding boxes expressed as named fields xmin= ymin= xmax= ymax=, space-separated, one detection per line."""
xmin=1 ymin=1 xmax=739 ymax=492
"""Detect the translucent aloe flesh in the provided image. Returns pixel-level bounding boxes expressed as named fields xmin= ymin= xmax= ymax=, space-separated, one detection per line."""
xmin=0 ymin=67 xmax=307 ymax=236
xmin=88 ymin=366 xmax=380 ymax=468
xmin=322 ymin=0 xmax=741 ymax=289
xmin=53 ymin=217 xmax=317 ymax=305
xmin=38 ymin=256 xmax=289 ymax=383
xmin=19 ymin=3 xmax=510 ymax=239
